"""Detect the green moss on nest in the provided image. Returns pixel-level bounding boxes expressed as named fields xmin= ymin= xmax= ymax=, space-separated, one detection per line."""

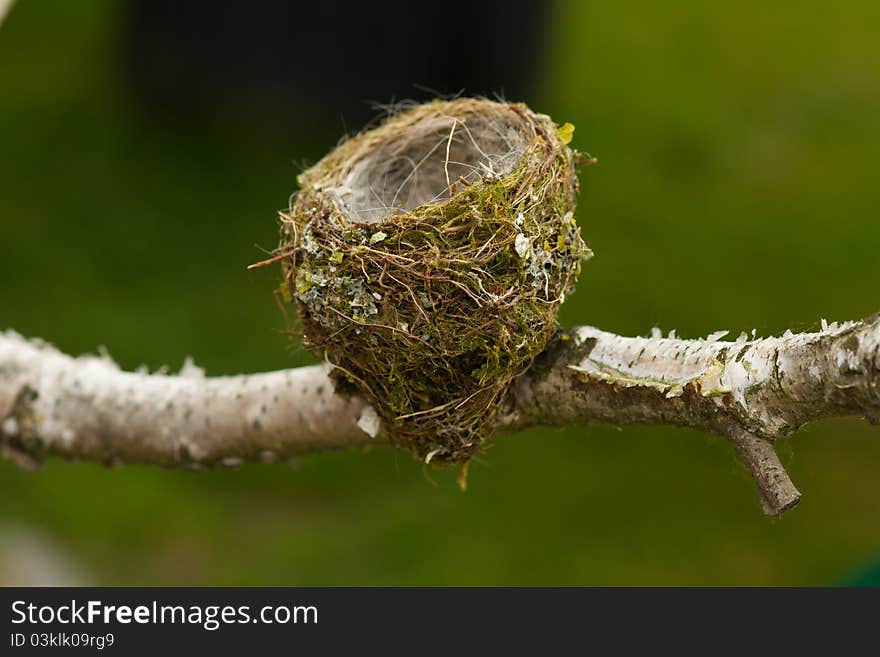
xmin=278 ymin=98 xmax=591 ymax=463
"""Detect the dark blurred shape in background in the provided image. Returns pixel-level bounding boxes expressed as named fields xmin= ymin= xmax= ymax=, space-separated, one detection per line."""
xmin=121 ymin=0 xmax=549 ymax=128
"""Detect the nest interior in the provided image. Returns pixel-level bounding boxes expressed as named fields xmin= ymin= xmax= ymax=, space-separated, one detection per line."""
xmin=279 ymin=98 xmax=590 ymax=463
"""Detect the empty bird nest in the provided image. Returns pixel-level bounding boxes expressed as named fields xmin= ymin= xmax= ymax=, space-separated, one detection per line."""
xmin=275 ymin=97 xmax=592 ymax=464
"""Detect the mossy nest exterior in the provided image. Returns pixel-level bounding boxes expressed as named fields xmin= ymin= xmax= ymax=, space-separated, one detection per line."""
xmin=279 ymin=98 xmax=591 ymax=463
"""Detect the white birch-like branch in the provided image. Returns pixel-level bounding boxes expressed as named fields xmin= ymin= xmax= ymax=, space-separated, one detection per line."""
xmin=2 ymin=314 xmax=879 ymax=516
xmin=0 ymin=0 xmax=16 ymax=30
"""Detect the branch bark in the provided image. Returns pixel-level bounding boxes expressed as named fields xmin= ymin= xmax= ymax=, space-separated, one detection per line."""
xmin=0 ymin=334 xmax=375 ymax=470
xmin=503 ymin=316 xmax=880 ymax=514
xmin=2 ymin=315 xmax=879 ymax=516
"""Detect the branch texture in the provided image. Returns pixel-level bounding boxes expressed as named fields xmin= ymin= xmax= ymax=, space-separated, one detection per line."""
xmin=0 ymin=333 xmax=376 ymax=470
xmin=2 ymin=315 xmax=879 ymax=515
xmin=504 ymin=316 xmax=880 ymax=513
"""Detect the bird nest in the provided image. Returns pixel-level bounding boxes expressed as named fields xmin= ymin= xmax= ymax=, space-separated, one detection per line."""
xmin=277 ymin=98 xmax=591 ymax=463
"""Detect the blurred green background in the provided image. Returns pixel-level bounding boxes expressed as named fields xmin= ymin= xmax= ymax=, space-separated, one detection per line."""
xmin=1 ymin=0 xmax=879 ymax=586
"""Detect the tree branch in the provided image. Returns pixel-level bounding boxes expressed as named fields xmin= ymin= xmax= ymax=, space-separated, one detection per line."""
xmin=503 ymin=316 xmax=880 ymax=514
xmin=0 ymin=0 xmax=15 ymax=30
xmin=2 ymin=315 xmax=878 ymax=515
xmin=0 ymin=333 xmax=376 ymax=470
